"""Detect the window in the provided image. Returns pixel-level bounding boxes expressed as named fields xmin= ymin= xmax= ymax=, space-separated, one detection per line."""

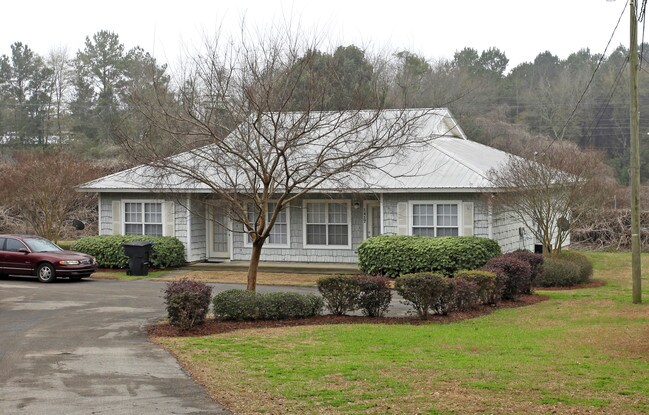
xmin=124 ymin=202 xmax=163 ymax=236
xmin=305 ymin=201 xmax=350 ymax=247
xmin=246 ymin=202 xmax=289 ymax=246
xmin=411 ymin=202 xmax=459 ymax=237
xmin=5 ymin=238 xmax=27 ymax=252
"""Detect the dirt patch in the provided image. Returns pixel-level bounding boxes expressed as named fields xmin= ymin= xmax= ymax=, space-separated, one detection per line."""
xmin=148 ymin=294 xmax=548 ymax=338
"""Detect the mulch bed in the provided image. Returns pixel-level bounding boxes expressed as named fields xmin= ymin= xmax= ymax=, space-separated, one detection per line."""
xmin=147 ymin=294 xmax=549 ymax=338
xmin=536 ymin=279 xmax=607 ymax=290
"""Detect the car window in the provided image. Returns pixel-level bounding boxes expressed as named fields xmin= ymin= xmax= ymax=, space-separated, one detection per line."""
xmin=23 ymin=238 xmax=62 ymax=253
xmin=6 ymin=238 xmax=28 ymax=252
xmin=0 ymin=238 xmax=5 ymax=250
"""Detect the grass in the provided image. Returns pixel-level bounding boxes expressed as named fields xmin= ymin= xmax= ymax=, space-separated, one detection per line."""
xmin=154 ymin=251 xmax=649 ymax=415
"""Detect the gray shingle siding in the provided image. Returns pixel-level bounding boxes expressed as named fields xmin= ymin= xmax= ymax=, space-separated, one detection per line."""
xmin=98 ymin=191 xmax=534 ymax=264
xmin=492 ymin=210 xmax=535 ymax=252
xmin=231 ymin=195 xmax=368 ymax=263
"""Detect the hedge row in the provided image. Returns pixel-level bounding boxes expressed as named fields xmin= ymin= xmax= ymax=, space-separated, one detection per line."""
xmin=212 ymin=289 xmax=323 ymax=321
xmin=395 ymin=271 xmax=498 ymax=319
xmin=357 ymin=235 xmax=502 ymax=277
xmin=71 ymin=235 xmax=186 ymax=269
xmin=317 ymin=275 xmax=392 ymax=317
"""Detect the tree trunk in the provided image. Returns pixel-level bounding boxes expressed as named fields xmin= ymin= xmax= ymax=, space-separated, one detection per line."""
xmin=247 ymin=239 xmax=265 ymax=291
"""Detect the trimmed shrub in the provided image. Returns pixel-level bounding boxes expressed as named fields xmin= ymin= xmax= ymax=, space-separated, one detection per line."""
xmin=212 ymin=289 xmax=260 ymax=320
xmin=505 ymin=250 xmax=544 ymax=291
xmin=258 ymin=292 xmax=324 ymax=320
xmin=454 ymin=270 xmax=499 ymax=305
xmin=164 ymin=279 xmax=212 ymax=330
xmin=483 ymin=256 xmax=532 ymax=300
xmin=395 ymin=273 xmax=453 ymax=318
xmin=57 ymin=240 xmax=75 ymax=250
xmin=354 ymin=275 xmax=392 ymax=317
xmin=71 ymin=235 xmax=185 ymax=269
xmin=212 ymin=290 xmax=324 ymax=321
xmin=449 ymin=276 xmax=480 ymax=311
xmin=555 ymin=251 xmax=592 ymax=283
xmin=357 ymin=235 xmax=502 ymax=277
xmin=317 ymin=276 xmax=363 ymax=315
xmin=536 ymin=257 xmax=582 ymax=287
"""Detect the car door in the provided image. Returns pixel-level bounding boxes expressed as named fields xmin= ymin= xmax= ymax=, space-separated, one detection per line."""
xmin=3 ymin=238 xmax=34 ymax=276
xmin=0 ymin=237 xmax=6 ymax=274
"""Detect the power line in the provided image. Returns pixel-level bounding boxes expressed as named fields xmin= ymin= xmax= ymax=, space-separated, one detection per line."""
xmin=543 ymin=0 xmax=629 ymax=152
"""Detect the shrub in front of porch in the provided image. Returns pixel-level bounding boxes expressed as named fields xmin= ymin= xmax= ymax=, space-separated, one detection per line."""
xmin=212 ymin=289 xmax=323 ymax=321
xmin=164 ymin=279 xmax=212 ymax=330
xmin=453 ymin=270 xmax=499 ymax=305
xmin=357 ymin=235 xmax=501 ymax=277
xmin=71 ymin=235 xmax=185 ymax=268
xmin=317 ymin=275 xmax=392 ymax=317
xmin=394 ymin=272 xmax=453 ymax=318
xmin=482 ymin=255 xmax=532 ymax=300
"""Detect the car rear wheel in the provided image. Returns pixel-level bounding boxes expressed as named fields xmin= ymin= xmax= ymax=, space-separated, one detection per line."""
xmin=37 ymin=263 xmax=57 ymax=283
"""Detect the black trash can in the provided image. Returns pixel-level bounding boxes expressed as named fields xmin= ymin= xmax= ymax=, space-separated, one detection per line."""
xmin=122 ymin=241 xmax=153 ymax=276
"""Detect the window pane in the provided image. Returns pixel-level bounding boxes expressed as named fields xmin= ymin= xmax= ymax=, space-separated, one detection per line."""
xmin=413 ymin=227 xmax=435 ymax=237
xmin=269 ymin=223 xmax=287 ymax=244
xmin=145 ymin=224 xmax=163 ymax=236
xmin=144 ymin=203 xmax=162 ymax=224
xmin=5 ymin=238 xmax=26 ymax=252
xmin=437 ymin=227 xmax=459 ymax=237
xmin=306 ymin=203 xmax=326 ymax=224
xmin=306 ymin=224 xmax=327 ymax=245
xmin=413 ymin=204 xmax=434 ymax=226
xmin=125 ymin=223 xmax=143 ymax=235
xmin=437 ymin=204 xmax=458 ymax=227
xmin=124 ymin=203 xmax=142 ymax=223
xmin=328 ymin=203 xmax=347 ymax=224
xmin=328 ymin=224 xmax=348 ymax=245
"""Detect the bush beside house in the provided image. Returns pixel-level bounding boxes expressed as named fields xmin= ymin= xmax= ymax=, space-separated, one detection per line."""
xmin=357 ymin=235 xmax=502 ymax=277
xmin=71 ymin=235 xmax=185 ymax=268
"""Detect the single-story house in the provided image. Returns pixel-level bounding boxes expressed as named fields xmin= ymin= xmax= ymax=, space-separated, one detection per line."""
xmin=78 ymin=108 xmax=540 ymax=264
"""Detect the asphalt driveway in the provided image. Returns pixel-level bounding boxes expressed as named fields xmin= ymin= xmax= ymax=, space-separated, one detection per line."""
xmin=0 ymin=277 xmax=231 ymax=415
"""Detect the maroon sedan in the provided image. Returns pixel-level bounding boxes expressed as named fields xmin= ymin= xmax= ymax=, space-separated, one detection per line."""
xmin=0 ymin=235 xmax=98 ymax=283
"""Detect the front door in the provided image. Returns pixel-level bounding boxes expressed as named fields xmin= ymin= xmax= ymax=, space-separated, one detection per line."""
xmin=364 ymin=201 xmax=381 ymax=239
xmin=208 ymin=205 xmax=230 ymax=259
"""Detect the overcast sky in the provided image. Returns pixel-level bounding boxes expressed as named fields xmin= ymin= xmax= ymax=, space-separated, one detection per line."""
xmin=1 ymin=0 xmax=631 ymax=70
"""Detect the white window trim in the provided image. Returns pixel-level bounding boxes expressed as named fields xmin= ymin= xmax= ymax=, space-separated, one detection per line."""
xmin=408 ymin=200 xmax=463 ymax=237
xmin=243 ymin=201 xmax=291 ymax=248
xmin=122 ymin=199 xmax=165 ymax=236
xmin=302 ymin=199 xmax=352 ymax=250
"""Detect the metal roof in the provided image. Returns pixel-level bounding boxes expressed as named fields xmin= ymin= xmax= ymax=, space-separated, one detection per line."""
xmin=79 ymin=108 xmax=510 ymax=193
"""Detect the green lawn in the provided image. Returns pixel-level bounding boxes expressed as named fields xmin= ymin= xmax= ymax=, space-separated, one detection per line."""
xmin=155 ymin=252 xmax=649 ymax=415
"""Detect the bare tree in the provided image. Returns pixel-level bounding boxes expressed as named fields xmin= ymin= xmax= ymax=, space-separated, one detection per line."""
xmin=488 ymin=140 xmax=615 ymax=255
xmin=0 ymin=151 xmax=103 ymax=241
xmin=117 ymin=23 xmax=441 ymax=290
xmin=45 ymin=47 xmax=73 ymax=143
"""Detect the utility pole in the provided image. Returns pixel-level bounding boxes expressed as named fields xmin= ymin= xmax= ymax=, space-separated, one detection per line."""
xmin=629 ymin=0 xmax=642 ymax=304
